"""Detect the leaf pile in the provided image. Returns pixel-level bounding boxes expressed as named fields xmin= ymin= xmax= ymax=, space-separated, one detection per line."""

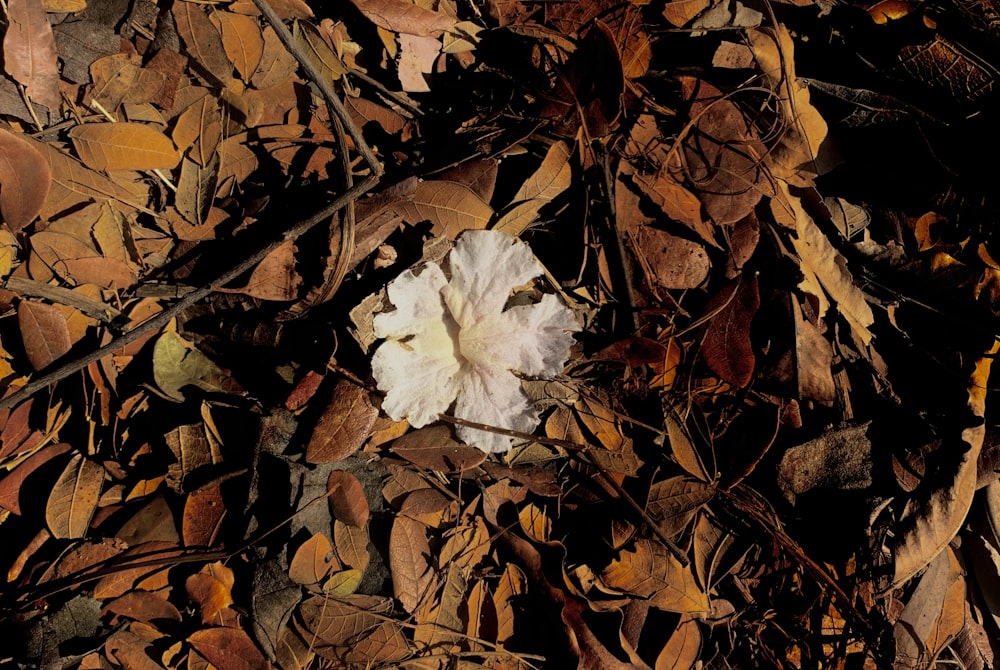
xmin=1 ymin=0 xmax=1000 ymax=668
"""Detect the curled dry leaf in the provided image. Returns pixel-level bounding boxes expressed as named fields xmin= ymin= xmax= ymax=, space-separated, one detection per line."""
xmin=0 ymin=127 xmax=50 ymax=232
xmin=305 ymin=379 xmax=378 ymax=464
xmin=18 ymin=300 xmax=72 ymax=370
xmin=892 ymin=341 xmax=997 ymax=587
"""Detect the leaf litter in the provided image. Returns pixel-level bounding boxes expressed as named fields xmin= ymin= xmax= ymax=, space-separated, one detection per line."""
xmin=0 ymin=0 xmax=997 ymax=668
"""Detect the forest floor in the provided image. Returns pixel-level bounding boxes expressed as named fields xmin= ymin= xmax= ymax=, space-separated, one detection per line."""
xmin=1 ymin=0 xmax=999 ymax=668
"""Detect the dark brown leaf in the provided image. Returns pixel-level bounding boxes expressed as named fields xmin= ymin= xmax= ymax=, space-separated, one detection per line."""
xmin=305 ymin=380 xmax=378 ymax=464
xmin=701 ymin=276 xmax=759 ymax=387
xmin=327 ymin=470 xmax=370 ymax=528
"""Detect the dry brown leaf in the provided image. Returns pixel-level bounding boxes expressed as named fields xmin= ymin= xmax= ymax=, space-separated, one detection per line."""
xmin=187 ymin=568 xmax=236 ymax=625
xmin=777 ymin=182 xmax=874 ymax=345
xmin=189 ymin=627 xmax=268 ymax=670
xmin=24 ymin=136 xmax=150 ymax=219
xmin=494 ymin=561 xmax=527 ymax=644
xmin=173 ymin=2 xmax=235 ymax=86
xmin=70 ymin=123 xmax=181 ymax=172
xmin=226 ymin=240 xmax=301 ymax=301
xmin=630 ymin=170 xmax=714 ymax=247
xmin=289 ymin=532 xmax=341 ymax=586
xmin=600 ymin=538 xmax=709 ymax=613
xmin=633 ymin=225 xmax=710 ymax=290
xmin=494 ymin=141 xmax=572 ymax=236
xmin=46 ymin=453 xmax=104 ymax=539
xmin=0 ymin=127 xmax=50 ymax=232
xmin=30 ymin=229 xmax=136 ymax=290
xmin=87 ymin=53 xmax=170 ymax=112
xmin=173 ymin=94 xmax=223 ymax=167
xmin=414 ymin=562 xmax=466 ymax=650
xmin=391 ymin=179 xmax=494 ymax=238
xmin=214 ymin=11 xmax=264 ymax=83
xmin=105 ymin=629 xmax=164 ymax=670
xmin=164 ymin=423 xmax=217 ymax=492
xmin=747 ymin=26 xmax=829 ymax=185
xmin=18 ymin=300 xmax=72 ymax=371
xmin=350 ymin=0 xmax=457 ymax=36
xmin=183 ymin=485 xmax=226 ymax=547
xmin=103 ymin=591 xmax=182 ymax=626
xmin=3 ymin=0 xmax=60 ymax=111
xmin=391 ymin=425 xmax=487 ymax=472
xmin=0 ymin=442 xmax=70 ymax=515
xmin=645 ymin=476 xmax=716 ymax=539
xmin=894 ymin=547 xmax=966 ymax=668
xmin=390 ymin=515 xmax=435 ymax=613
xmin=252 ymin=26 xmax=299 ymax=89
xmin=656 ymin=616 xmax=702 ymax=669
xmin=291 ymin=20 xmax=346 ymax=83
xmin=305 ymin=380 xmax=378 ymax=464
xmin=334 ymin=519 xmax=371 ymax=571
xmin=297 ymin=595 xmax=410 ymax=663
xmin=327 ymin=470 xmax=370 ymax=528
xmin=663 ymin=0 xmax=712 ymax=27
xmin=892 ymin=342 xmax=997 ymax=587
xmin=398 ymin=488 xmax=458 ymax=529
xmin=153 ymin=330 xmax=235 ymax=401
xmin=701 ymin=276 xmax=759 ymax=388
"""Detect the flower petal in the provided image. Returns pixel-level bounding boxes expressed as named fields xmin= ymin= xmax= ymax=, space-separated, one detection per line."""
xmin=462 ymin=294 xmax=579 ymax=377
xmin=371 ymin=334 xmax=461 ymax=427
xmin=453 ymin=365 xmax=539 ymax=453
xmin=446 ymin=230 xmax=542 ymax=326
xmin=374 ymin=263 xmax=449 ymax=340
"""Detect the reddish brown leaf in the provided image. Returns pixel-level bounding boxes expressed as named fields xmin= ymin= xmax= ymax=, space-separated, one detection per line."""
xmin=189 ymin=627 xmax=268 ymax=670
xmin=285 ymin=370 xmax=325 ymax=411
xmin=231 ymin=240 xmax=301 ymax=301
xmin=701 ymin=276 xmax=759 ymax=388
xmin=327 ymin=470 xmax=370 ymax=528
xmin=0 ymin=128 xmax=49 ymax=232
xmin=103 ymin=591 xmax=182 ymax=626
xmin=0 ymin=442 xmax=71 ymax=515
xmin=214 ymin=11 xmax=264 ymax=83
xmin=183 ymin=485 xmax=226 ymax=547
xmin=19 ymin=300 xmax=72 ymax=371
xmin=634 ymin=225 xmax=710 ymax=290
xmin=3 ymin=0 xmax=60 ymax=110
xmin=391 ymin=425 xmax=487 ymax=473
xmin=305 ymin=380 xmax=378 ymax=464
xmin=390 ymin=180 xmax=493 ymax=238
xmin=187 ymin=570 xmax=235 ymax=625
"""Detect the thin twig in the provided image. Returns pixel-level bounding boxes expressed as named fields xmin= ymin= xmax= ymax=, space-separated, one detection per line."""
xmin=4 ymin=276 xmax=123 ymax=322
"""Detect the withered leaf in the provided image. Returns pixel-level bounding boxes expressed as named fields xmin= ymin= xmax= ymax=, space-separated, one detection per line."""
xmin=391 ymin=180 xmax=494 ymax=239
xmin=183 ymin=485 xmax=226 ymax=547
xmin=46 ymin=453 xmax=104 ymax=539
xmin=305 ymin=380 xmax=377 ymax=464
xmin=633 ymin=225 xmax=710 ymax=290
xmin=701 ymin=276 xmax=759 ymax=388
xmin=414 ymin=562 xmax=466 ymax=650
xmin=350 ymin=0 xmax=457 ymax=36
xmin=657 ymin=616 xmax=702 ymax=668
xmin=297 ymin=595 xmax=409 ymax=663
xmin=390 ymin=515 xmax=435 ymax=613
xmin=291 ymin=20 xmax=346 ymax=83
xmin=70 ymin=123 xmax=181 ymax=172
xmin=894 ymin=547 xmax=966 ymax=668
xmin=600 ymin=538 xmax=709 ymax=613
xmin=334 ymin=519 xmax=371 ymax=571
xmin=0 ymin=442 xmax=71 ymax=515
xmin=646 ymin=476 xmax=716 ymax=538
xmin=289 ymin=532 xmax=341 ymax=585
xmin=494 ymin=141 xmax=572 ymax=236
xmin=214 ymin=11 xmax=264 ymax=83
xmin=187 ymin=568 xmax=236 ymax=625
xmin=103 ymin=591 xmax=182 ymax=626
xmin=173 ymin=2 xmax=235 ymax=86
xmin=327 ymin=470 xmax=370 ymax=528
xmin=494 ymin=561 xmax=527 ymax=644
xmin=105 ymin=629 xmax=164 ymax=670
xmin=153 ymin=330 xmax=236 ymax=401
xmin=391 ymin=425 xmax=487 ymax=473
xmin=0 ymin=127 xmax=50 ymax=232
xmin=229 ymin=240 xmax=301 ymax=301
xmin=189 ymin=627 xmax=268 ymax=670
xmin=19 ymin=300 xmax=72 ymax=371
xmin=3 ymin=0 xmax=60 ymax=111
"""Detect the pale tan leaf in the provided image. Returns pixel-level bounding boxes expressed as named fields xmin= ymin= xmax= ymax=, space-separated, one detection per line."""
xmin=334 ymin=519 xmax=370 ymax=571
xmin=510 ymin=141 xmax=571 ymax=203
xmin=46 ymin=453 xmax=104 ymax=539
xmin=645 ymin=476 xmax=715 ymax=539
xmin=656 ymin=616 xmax=701 ymax=670
xmin=414 ymin=562 xmax=467 ymax=650
xmin=894 ymin=547 xmax=966 ymax=669
xmin=3 ymin=0 xmax=60 ymax=110
xmin=494 ymin=562 xmax=527 ymax=644
xmin=18 ymin=300 xmax=72 ymax=370
xmin=350 ymin=0 xmax=457 ymax=36
xmin=291 ymin=20 xmax=346 ymax=83
xmin=600 ymin=538 xmax=709 ymax=613
xmin=70 ymin=123 xmax=181 ymax=171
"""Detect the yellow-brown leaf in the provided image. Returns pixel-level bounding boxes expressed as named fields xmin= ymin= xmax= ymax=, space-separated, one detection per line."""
xmin=70 ymin=123 xmax=180 ymax=171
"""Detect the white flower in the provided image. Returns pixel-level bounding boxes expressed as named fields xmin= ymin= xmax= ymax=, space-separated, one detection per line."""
xmin=371 ymin=230 xmax=580 ymax=453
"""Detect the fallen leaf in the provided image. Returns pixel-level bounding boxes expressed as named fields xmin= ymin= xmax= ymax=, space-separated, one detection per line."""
xmin=391 ymin=425 xmax=487 ymax=472
xmin=777 ymin=422 xmax=873 ymax=504
xmin=350 ymin=0 xmax=457 ymax=36
xmin=390 ymin=515 xmax=435 ymax=613
xmin=894 ymin=547 xmax=966 ymax=669
xmin=656 ymin=615 xmax=702 ymax=669
xmin=334 ymin=519 xmax=371 ymax=571
xmin=189 ymin=627 xmax=268 ymax=670
xmin=305 ymin=380 xmax=378 ymax=464
xmin=633 ymin=225 xmax=710 ymax=290
xmin=3 ymin=0 xmax=60 ymax=110
xmin=645 ymin=476 xmax=716 ymax=538
xmin=183 ymin=485 xmax=226 ymax=547
xmin=289 ymin=532 xmax=341 ymax=586
xmin=19 ymin=300 xmax=72 ymax=370
xmin=70 ymin=123 xmax=181 ymax=172
xmin=46 ymin=453 xmax=104 ymax=539
xmin=0 ymin=127 xmax=50 ymax=232
xmin=700 ymin=276 xmax=759 ymax=387
xmin=173 ymin=2 xmax=235 ymax=86
xmin=600 ymin=538 xmax=709 ymax=613
xmin=390 ymin=180 xmax=494 ymax=238
xmin=494 ymin=141 xmax=572 ymax=236
xmin=327 ymin=470 xmax=370 ymax=527
xmin=152 ymin=329 xmax=236 ymax=401
xmin=214 ymin=11 xmax=264 ymax=83
xmin=227 ymin=240 xmax=301 ymax=301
